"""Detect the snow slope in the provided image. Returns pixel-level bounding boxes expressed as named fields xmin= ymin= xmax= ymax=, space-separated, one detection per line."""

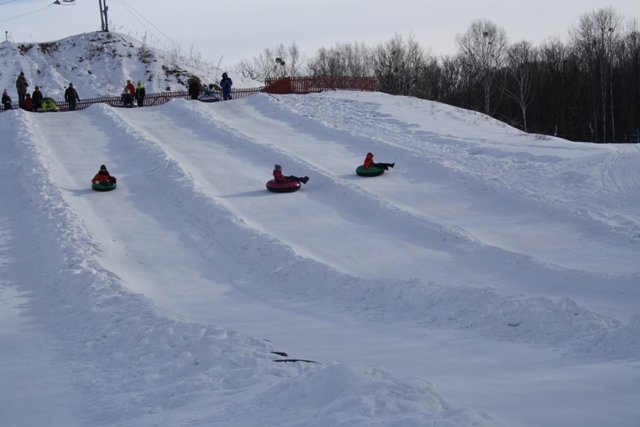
xmin=1 ymin=91 xmax=639 ymax=427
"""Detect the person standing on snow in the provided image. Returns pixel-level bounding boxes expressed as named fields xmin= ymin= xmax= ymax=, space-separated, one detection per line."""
xmin=64 ymin=83 xmax=80 ymax=111
xmin=2 ymin=89 xmax=12 ymax=111
xmin=220 ymin=72 xmax=233 ymax=100
xmin=32 ymin=86 xmax=43 ymax=111
xmin=136 ymin=81 xmax=146 ymax=107
xmin=126 ymin=80 xmax=136 ymax=102
xmin=15 ymin=72 xmax=28 ymax=109
xmin=188 ymin=77 xmax=200 ymax=100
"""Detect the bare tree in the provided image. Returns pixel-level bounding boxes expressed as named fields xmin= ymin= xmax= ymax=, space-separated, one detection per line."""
xmin=369 ymin=33 xmax=429 ymax=96
xmin=571 ymin=6 xmax=623 ymax=142
xmin=307 ymin=42 xmax=371 ymax=77
xmin=456 ymin=19 xmax=508 ymax=115
xmin=233 ymin=59 xmax=260 ymax=80
xmin=619 ymin=19 xmax=640 ymax=141
xmin=232 ymin=43 xmax=306 ymax=81
xmin=438 ymin=55 xmax=466 ymax=104
xmin=504 ymin=41 xmax=537 ymax=132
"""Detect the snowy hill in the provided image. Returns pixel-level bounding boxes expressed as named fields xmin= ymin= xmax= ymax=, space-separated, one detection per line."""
xmin=0 ymin=31 xmax=259 ymax=100
xmin=1 ymin=34 xmax=639 ymax=427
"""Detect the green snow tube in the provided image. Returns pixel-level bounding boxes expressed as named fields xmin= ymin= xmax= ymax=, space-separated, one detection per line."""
xmin=355 ymin=165 xmax=385 ymax=177
xmin=92 ymin=182 xmax=117 ymax=191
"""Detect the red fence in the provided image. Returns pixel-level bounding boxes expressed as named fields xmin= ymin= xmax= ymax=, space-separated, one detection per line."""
xmin=1 ymin=76 xmax=375 ymax=113
xmin=264 ymin=76 xmax=376 ymax=94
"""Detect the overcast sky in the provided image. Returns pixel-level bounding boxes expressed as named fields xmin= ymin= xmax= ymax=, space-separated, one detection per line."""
xmin=1 ymin=0 xmax=639 ymax=69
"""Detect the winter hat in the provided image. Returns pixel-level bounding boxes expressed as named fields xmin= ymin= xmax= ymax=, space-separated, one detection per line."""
xmin=274 ymin=164 xmax=282 ymax=171
xmin=137 ymin=80 xmax=142 ymax=85
xmin=35 ymin=86 xmax=39 ymax=90
xmin=100 ymin=164 xmax=107 ymax=170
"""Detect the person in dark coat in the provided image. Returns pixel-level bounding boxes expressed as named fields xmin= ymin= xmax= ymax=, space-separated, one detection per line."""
xmin=15 ymin=72 xmax=28 ymax=108
xmin=32 ymin=86 xmax=43 ymax=111
xmin=120 ymin=87 xmax=134 ymax=107
xmin=188 ymin=78 xmax=200 ymax=100
xmin=2 ymin=89 xmax=12 ymax=111
xmin=64 ymin=83 xmax=80 ymax=111
xmin=220 ymin=72 xmax=233 ymax=100
xmin=136 ymin=81 xmax=146 ymax=107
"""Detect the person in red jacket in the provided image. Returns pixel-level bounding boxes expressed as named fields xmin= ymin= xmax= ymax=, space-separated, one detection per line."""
xmin=126 ymin=80 xmax=136 ymax=96
xmin=363 ymin=152 xmax=394 ymax=170
xmin=23 ymin=93 xmax=33 ymax=111
xmin=273 ymin=164 xmax=308 ymax=184
xmin=92 ymin=165 xmax=117 ymax=185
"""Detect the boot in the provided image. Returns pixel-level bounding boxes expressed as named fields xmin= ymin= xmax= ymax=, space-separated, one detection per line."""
xmin=301 ymin=176 xmax=309 ymax=184
xmin=390 ymin=163 xmax=395 ymax=168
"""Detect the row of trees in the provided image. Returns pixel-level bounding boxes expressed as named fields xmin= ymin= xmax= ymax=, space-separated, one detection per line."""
xmin=233 ymin=7 xmax=639 ymax=143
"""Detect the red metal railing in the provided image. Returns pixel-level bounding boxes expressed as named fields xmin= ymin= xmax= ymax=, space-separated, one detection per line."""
xmin=1 ymin=76 xmax=375 ymax=113
xmin=264 ymin=76 xmax=376 ymax=94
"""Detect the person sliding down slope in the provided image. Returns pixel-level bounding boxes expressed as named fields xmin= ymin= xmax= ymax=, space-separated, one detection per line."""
xmin=363 ymin=152 xmax=394 ymax=170
xmin=273 ymin=164 xmax=309 ymax=184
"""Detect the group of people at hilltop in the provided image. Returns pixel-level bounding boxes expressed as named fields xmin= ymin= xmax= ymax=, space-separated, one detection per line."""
xmin=189 ymin=72 xmax=233 ymax=101
xmin=2 ymin=72 xmax=80 ymax=112
xmin=3 ymin=71 xmax=235 ymax=113
xmin=120 ymin=79 xmax=146 ymax=107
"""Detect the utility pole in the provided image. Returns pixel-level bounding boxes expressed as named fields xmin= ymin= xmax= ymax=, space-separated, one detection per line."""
xmin=98 ymin=0 xmax=109 ymax=32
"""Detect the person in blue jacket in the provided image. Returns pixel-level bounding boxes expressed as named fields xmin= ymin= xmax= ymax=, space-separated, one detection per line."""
xmin=220 ymin=72 xmax=233 ymax=100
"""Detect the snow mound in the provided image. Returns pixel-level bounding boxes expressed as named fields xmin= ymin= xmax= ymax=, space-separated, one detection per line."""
xmin=218 ymin=363 xmax=509 ymax=427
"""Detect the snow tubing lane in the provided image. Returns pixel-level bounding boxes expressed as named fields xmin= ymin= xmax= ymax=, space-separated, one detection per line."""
xmin=266 ymin=179 xmax=301 ymax=193
xmin=356 ymin=165 xmax=385 ymax=177
xmin=92 ymin=182 xmax=117 ymax=191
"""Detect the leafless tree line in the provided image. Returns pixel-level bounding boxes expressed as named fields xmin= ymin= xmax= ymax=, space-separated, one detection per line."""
xmin=234 ymin=6 xmax=639 ymax=142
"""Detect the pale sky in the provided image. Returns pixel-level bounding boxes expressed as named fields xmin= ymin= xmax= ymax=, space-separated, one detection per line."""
xmin=1 ymin=0 xmax=639 ymax=69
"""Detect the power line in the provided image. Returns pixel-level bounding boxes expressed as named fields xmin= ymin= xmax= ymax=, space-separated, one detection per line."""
xmin=0 ymin=4 xmax=56 ymax=24
xmin=117 ymin=0 xmax=190 ymax=57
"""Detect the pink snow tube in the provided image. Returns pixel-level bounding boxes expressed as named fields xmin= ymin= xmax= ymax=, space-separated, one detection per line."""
xmin=266 ymin=179 xmax=301 ymax=193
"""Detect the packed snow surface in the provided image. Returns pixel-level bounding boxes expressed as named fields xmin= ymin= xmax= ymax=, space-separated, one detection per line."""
xmin=1 ymin=91 xmax=639 ymax=427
